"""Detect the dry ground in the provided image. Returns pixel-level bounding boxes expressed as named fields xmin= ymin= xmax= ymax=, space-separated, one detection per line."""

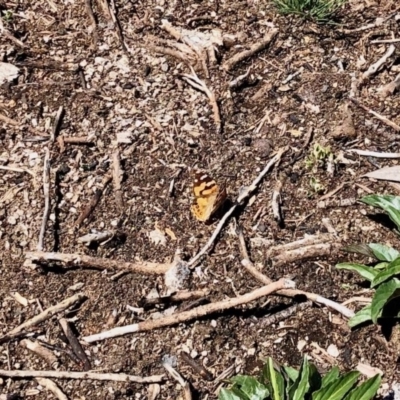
xmin=1 ymin=0 xmax=400 ymax=398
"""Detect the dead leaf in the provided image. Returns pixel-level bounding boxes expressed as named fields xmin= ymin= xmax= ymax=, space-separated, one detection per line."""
xmin=363 ymin=166 xmax=400 ymax=182
xmin=165 ymin=228 xmax=177 ymax=240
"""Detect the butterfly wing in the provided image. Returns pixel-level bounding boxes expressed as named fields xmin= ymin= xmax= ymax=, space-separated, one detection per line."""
xmin=191 ymin=172 xmax=227 ymax=222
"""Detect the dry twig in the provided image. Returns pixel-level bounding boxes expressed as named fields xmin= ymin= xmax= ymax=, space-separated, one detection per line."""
xmin=347 ymin=149 xmax=400 ymax=158
xmin=2 ymin=293 xmax=85 ymax=338
xmin=26 ymin=251 xmax=171 ymax=275
xmin=271 ymin=180 xmax=283 ymax=224
xmin=0 ymin=165 xmax=35 ymax=177
xmin=37 ymin=148 xmax=51 ymax=252
xmin=361 ymin=45 xmax=395 ymax=82
xmin=0 ymin=18 xmax=25 ymax=47
xmin=141 ymin=289 xmax=209 ymax=308
xmin=75 ymin=174 xmax=112 ymax=227
xmin=378 ymin=73 xmax=400 ymax=98
xmin=50 ymin=106 xmax=64 ymax=143
xmin=36 ymin=378 xmax=67 ymax=400
xmin=236 ymin=226 xmax=354 ymax=318
xmin=112 ymin=149 xmax=124 ymax=211
xmin=0 ymin=369 xmax=163 ymax=383
xmin=188 ymin=148 xmax=286 ymax=267
xmin=21 ymin=340 xmax=58 ymax=369
xmin=223 ymin=28 xmax=278 ymax=71
xmin=180 ymin=352 xmax=213 ymax=381
xmin=59 ymin=318 xmax=91 ymax=370
xmin=162 ymin=359 xmax=192 ymax=400
xmin=259 ymin=301 xmax=312 ymax=327
xmin=349 ymin=97 xmax=400 ymax=132
xmin=182 ymin=67 xmax=221 ymax=133
xmin=84 ymin=0 xmax=98 ymax=49
xmin=83 ymin=278 xmax=294 ymax=342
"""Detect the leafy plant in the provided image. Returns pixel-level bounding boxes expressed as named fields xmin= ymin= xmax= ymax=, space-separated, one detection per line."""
xmin=219 ymin=356 xmax=381 ymax=400
xmin=305 ymin=143 xmax=334 ymax=172
xmin=309 ymin=177 xmax=325 ymax=195
xmin=272 ymin=0 xmax=347 ymax=23
xmin=2 ymin=10 xmax=13 ymax=22
xmin=336 ymin=195 xmax=400 ymax=327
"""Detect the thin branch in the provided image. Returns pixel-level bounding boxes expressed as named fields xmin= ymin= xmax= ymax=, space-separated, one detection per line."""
xmin=0 ymin=18 xmax=25 ymax=47
xmin=84 ymin=0 xmax=98 ymax=49
xmin=182 ymin=67 xmax=221 ymax=133
xmin=37 ymin=148 xmax=51 ymax=251
xmin=236 ymin=225 xmax=354 ymax=318
xmin=2 ymin=293 xmax=85 ymax=338
xmin=0 ymin=165 xmax=35 ymax=177
xmin=112 ymin=149 xmax=124 ymax=211
xmin=26 ymin=251 xmax=171 ymax=275
xmin=83 ymin=278 xmax=294 ymax=342
xmin=259 ymin=301 xmax=312 ymax=327
xmin=347 ymin=149 xmax=400 ymax=158
xmin=0 ymin=369 xmax=164 ymax=383
xmin=36 ymin=378 xmax=68 ymax=400
xmin=223 ymin=28 xmax=278 ymax=71
xmin=349 ymin=97 xmax=400 ymax=132
xmin=21 ymin=339 xmax=58 ymax=369
xmin=361 ymin=45 xmax=395 ymax=81
xmin=75 ymin=174 xmax=112 ymax=227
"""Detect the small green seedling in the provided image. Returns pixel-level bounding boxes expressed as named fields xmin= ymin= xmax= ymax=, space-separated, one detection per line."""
xmin=272 ymin=0 xmax=347 ymax=23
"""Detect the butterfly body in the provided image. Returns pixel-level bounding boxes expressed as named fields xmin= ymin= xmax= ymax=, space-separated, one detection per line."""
xmin=191 ymin=172 xmax=227 ymax=222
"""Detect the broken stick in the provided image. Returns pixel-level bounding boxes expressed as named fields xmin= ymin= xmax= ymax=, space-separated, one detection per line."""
xmin=37 ymin=148 xmax=51 ymax=252
xmin=112 ymin=149 xmax=124 ymax=211
xmin=0 ymin=370 xmax=164 ymax=383
xmin=59 ymin=318 xmax=91 ymax=370
xmin=223 ymin=28 xmax=278 ymax=71
xmin=182 ymin=67 xmax=221 ymax=133
xmin=83 ymin=278 xmax=294 ymax=342
xmin=236 ymin=226 xmax=354 ymax=318
xmin=75 ymin=174 xmax=112 ymax=227
xmin=350 ymin=97 xmax=400 ymax=132
xmin=36 ymin=378 xmax=68 ymax=400
xmin=2 ymin=293 xmax=85 ymax=338
xmin=26 ymin=251 xmax=171 ymax=275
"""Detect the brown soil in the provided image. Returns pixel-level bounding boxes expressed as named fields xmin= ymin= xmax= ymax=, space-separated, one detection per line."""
xmin=1 ymin=0 xmax=400 ymax=398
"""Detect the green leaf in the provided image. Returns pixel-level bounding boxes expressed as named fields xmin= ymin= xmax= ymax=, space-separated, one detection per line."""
xmin=348 ymin=305 xmax=372 ymax=328
xmin=219 ymin=388 xmax=248 ymax=400
xmin=308 ymin=363 xmax=322 ymax=392
xmin=374 ymin=262 xmax=389 ymax=270
xmin=292 ymin=358 xmax=311 ymax=400
xmin=283 ymin=366 xmax=299 ymax=383
xmin=343 ymin=374 xmax=381 ymax=400
xmin=229 ymin=376 xmax=270 ymax=400
xmin=368 ymin=243 xmax=400 ymax=262
xmin=265 ymin=358 xmax=284 ymax=400
xmin=361 ymin=195 xmax=400 ymax=231
xmin=320 ymin=366 xmax=340 ymax=388
xmin=371 ymin=258 xmax=400 ymax=287
xmin=312 ymin=371 xmax=360 ymax=400
xmin=371 ymin=278 xmax=400 ymax=323
xmin=342 ymin=244 xmax=375 ymax=258
xmin=336 ymin=263 xmax=378 ymax=282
